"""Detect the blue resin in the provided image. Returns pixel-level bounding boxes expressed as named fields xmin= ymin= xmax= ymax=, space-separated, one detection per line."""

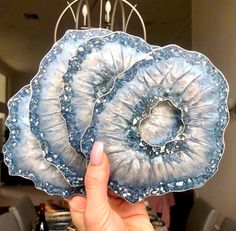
xmin=29 ymin=29 xmax=111 ymax=186
xmin=3 ymin=86 xmax=85 ymax=198
xmin=60 ymin=31 xmax=158 ymax=155
xmin=81 ymin=45 xmax=229 ymax=203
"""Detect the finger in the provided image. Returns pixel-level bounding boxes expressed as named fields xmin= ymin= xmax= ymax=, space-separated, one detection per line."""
xmin=68 ymin=196 xmax=86 ymax=231
xmin=107 ymin=190 xmax=148 ymax=218
xmin=109 ymin=197 xmax=148 ymax=217
xmin=108 ymin=188 xmax=146 ymax=212
xmin=84 ymin=142 xmax=111 ymax=223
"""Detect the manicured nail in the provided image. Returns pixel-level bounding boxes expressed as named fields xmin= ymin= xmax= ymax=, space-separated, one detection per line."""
xmin=90 ymin=141 xmax=103 ymax=166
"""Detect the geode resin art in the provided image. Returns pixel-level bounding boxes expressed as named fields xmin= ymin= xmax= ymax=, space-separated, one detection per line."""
xmin=3 ymin=29 xmax=229 ymax=203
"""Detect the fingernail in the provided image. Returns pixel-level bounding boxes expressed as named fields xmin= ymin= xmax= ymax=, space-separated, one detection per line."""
xmin=90 ymin=141 xmax=103 ymax=166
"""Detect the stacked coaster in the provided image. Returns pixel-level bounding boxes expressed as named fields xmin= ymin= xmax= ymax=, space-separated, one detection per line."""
xmin=3 ymin=29 xmax=229 ymax=203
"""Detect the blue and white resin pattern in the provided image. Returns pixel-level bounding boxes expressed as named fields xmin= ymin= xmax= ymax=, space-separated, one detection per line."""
xmin=2 ymin=28 xmax=229 ymax=203
xmin=29 ymin=29 xmax=111 ymax=186
xmin=60 ymin=32 xmax=157 ymax=155
xmin=3 ymin=86 xmax=85 ymax=198
xmin=81 ymin=45 xmax=229 ymax=203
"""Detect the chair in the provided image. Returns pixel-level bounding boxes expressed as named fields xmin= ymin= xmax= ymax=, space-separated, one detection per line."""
xmin=0 ymin=212 xmax=21 ymax=231
xmin=219 ymin=217 xmax=236 ymax=231
xmin=185 ymin=198 xmax=219 ymax=231
xmin=9 ymin=195 xmax=37 ymax=231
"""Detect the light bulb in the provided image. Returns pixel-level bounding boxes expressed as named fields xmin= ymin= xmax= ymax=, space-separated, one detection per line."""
xmin=82 ymin=4 xmax=88 ymax=26
xmin=105 ymin=0 xmax=112 ymax=22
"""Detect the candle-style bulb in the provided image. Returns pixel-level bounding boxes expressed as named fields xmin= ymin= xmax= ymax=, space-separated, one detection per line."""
xmin=105 ymin=0 xmax=111 ymax=22
xmin=82 ymin=4 xmax=88 ymax=26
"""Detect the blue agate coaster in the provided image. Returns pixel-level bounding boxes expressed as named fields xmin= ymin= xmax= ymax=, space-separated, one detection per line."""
xmin=81 ymin=45 xmax=229 ymax=203
xmin=3 ymin=86 xmax=86 ymax=198
xmin=29 ymin=29 xmax=111 ymax=186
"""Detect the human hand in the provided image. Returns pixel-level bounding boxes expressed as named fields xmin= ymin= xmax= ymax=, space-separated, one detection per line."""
xmin=68 ymin=142 xmax=154 ymax=231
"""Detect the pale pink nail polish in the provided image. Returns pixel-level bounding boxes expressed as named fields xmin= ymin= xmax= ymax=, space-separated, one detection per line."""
xmin=90 ymin=141 xmax=103 ymax=166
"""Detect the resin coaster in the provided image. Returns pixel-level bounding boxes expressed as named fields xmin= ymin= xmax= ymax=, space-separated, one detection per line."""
xmin=29 ymin=29 xmax=111 ymax=186
xmin=81 ymin=45 xmax=229 ymax=202
xmin=3 ymin=86 xmax=85 ymax=198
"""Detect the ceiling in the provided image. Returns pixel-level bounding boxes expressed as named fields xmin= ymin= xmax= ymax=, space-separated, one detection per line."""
xmin=0 ymin=0 xmax=191 ymax=75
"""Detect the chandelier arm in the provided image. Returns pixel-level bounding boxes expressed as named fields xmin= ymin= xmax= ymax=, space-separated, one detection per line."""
xmin=122 ymin=0 xmax=147 ymax=41
xmin=99 ymin=0 xmax=103 ymax=27
xmin=111 ymin=0 xmax=118 ymax=30
xmin=125 ymin=4 xmax=137 ymax=32
xmin=54 ymin=0 xmax=78 ymax=43
xmin=119 ymin=0 xmax=126 ymax=31
xmin=67 ymin=1 xmax=77 ymax=22
xmin=111 ymin=0 xmax=126 ymax=31
xmin=75 ymin=0 xmax=84 ymax=29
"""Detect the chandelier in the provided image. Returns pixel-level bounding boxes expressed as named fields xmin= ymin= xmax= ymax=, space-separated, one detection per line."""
xmin=54 ymin=0 xmax=147 ymax=42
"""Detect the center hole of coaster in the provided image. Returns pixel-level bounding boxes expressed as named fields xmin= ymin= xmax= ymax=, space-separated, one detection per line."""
xmin=139 ymin=100 xmax=184 ymax=147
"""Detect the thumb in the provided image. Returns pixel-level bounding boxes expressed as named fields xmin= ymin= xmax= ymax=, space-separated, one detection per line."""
xmin=67 ymin=196 xmax=86 ymax=231
xmin=84 ymin=142 xmax=111 ymax=227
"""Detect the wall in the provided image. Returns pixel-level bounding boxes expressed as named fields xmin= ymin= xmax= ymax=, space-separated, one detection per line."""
xmin=0 ymin=60 xmax=33 ymax=153
xmin=192 ymin=0 xmax=236 ymax=221
xmin=10 ymin=72 xmax=34 ymax=96
xmin=0 ymin=59 xmax=33 ymax=99
xmin=0 ymin=59 xmax=15 ymax=100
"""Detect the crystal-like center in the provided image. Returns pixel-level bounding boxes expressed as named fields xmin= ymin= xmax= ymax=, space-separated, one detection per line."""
xmin=139 ymin=100 xmax=184 ymax=147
